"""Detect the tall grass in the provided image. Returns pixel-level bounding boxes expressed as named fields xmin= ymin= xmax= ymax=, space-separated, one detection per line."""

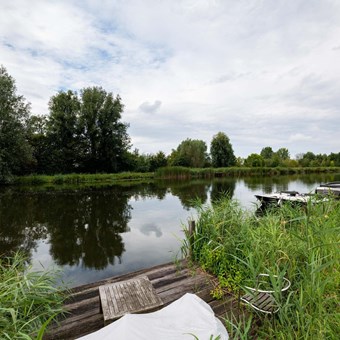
xmin=0 ymin=253 xmax=67 ymax=339
xmin=14 ymin=172 xmax=154 ymax=186
xmin=156 ymin=166 xmax=340 ymax=180
xmin=186 ymin=197 xmax=340 ymax=339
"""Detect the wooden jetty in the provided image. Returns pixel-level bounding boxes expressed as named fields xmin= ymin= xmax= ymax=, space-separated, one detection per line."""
xmin=45 ymin=260 xmax=247 ymax=339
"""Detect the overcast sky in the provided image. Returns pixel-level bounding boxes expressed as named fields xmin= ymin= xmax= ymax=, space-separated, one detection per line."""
xmin=1 ymin=0 xmax=340 ymax=158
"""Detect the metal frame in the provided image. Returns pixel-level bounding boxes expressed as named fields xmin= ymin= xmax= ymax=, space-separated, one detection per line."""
xmin=240 ymin=274 xmax=291 ymax=314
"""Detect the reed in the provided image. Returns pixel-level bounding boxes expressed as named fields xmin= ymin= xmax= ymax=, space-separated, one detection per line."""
xmin=185 ymin=197 xmax=340 ymax=338
xmin=14 ymin=172 xmax=154 ymax=185
xmin=0 ymin=253 xmax=67 ymax=339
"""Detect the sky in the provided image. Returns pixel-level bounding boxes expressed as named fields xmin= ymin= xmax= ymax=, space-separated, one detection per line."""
xmin=1 ymin=0 xmax=340 ymax=158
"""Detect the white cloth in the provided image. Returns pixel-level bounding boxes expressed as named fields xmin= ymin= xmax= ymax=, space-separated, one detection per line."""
xmin=78 ymin=293 xmax=229 ymax=340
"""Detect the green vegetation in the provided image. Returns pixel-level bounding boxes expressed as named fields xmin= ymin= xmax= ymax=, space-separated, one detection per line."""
xmin=186 ymin=197 xmax=340 ymax=338
xmin=210 ymin=132 xmax=236 ymax=167
xmin=12 ymin=166 xmax=340 ymax=185
xmin=155 ymin=166 xmax=340 ymax=180
xmin=0 ymin=253 xmax=66 ymax=339
xmin=15 ymin=172 xmax=154 ymax=186
xmin=168 ymin=138 xmax=210 ymax=168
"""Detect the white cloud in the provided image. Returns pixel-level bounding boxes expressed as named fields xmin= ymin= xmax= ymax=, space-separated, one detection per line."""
xmin=1 ymin=0 xmax=340 ymax=157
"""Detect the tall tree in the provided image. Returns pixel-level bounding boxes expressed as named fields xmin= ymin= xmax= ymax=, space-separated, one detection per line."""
xmin=80 ymin=87 xmax=130 ymax=173
xmin=210 ymin=132 xmax=236 ymax=167
xmin=0 ymin=66 xmax=33 ymax=182
xmin=47 ymin=90 xmax=81 ymax=173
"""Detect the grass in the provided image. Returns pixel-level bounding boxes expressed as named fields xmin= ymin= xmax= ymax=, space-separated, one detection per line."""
xmin=0 ymin=253 xmax=67 ymax=339
xmin=185 ymin=196 xmax=340 ymax=339
xmin=11 ymin=166 xmax=340 ymax=186
xmin=14 ymin=172 xmax=154 ymax=186
xmin=156 ymin=166 xmax=340 ymax=179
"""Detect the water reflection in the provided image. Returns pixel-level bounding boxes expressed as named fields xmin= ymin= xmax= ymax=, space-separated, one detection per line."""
xmin=0 ymin=187 xmax=132 ymax=270
xmin=1 ymin=173 xmax=339 ymax=286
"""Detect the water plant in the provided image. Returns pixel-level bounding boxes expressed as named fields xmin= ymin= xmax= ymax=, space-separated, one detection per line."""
xmin=0 ymin=253 xmax=67 ymax=339
xmin=185 ymin=196 xmax=340 ymax=338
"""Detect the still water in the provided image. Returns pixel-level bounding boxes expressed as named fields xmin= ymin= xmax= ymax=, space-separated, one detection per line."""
xmin=0 ymin=173 xmax=339 ymax=287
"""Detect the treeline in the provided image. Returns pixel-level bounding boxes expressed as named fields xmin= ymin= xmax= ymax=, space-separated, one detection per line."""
xmin=1 ymin=65 xmax=340 ymax=183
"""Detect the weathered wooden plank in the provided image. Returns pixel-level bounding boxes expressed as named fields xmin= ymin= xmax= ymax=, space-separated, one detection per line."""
xmin=99 ymin=276 xmax=164 ymax=325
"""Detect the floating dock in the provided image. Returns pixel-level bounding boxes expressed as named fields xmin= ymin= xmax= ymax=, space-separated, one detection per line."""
xmin=45 ymin=260 xmax=246 ymax=339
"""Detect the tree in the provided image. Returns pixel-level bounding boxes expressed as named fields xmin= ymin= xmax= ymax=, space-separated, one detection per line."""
xmin=150 ymin=151 xmax=167 ymax=171
xmin=44 ymin=87 xmax=131 ymax=174
xmin=169 ymin=139 xmax=208 ymax=168
xmin=0 ymin=66 xmax=33 ymax=182
xmin=244 ymin=153 xmax=264 ymax=167
xmin=26 ymin=115 xmax=51 ymax=174
xmin=275 ymin=147 xmax=290 ymax=161
xmin=260 ymin=146 xmax=274 ymax=159
xmin=297 ymin=152 xmax=316 ymax=167
xmin=47 ymin=90 xmax=81 ymax=173
xmin=79 ymin=87 xmax=130 ymax=173
xmin=210 ymin=132 xmax=236 ymax=167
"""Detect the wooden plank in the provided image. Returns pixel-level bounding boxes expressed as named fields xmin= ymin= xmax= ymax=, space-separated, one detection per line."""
xmin=99 ymin=275 xmax=164 ymax=325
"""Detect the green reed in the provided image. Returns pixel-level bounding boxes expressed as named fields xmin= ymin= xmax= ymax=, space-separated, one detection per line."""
xmin=0 ymin=253 xmax=67 ymax=339
xmin=185 ymin=197 xmax=340 ymax=339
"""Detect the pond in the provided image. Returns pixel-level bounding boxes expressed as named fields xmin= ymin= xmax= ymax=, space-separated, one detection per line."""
xmin=0 ymin=173 xmax=339 ymax=287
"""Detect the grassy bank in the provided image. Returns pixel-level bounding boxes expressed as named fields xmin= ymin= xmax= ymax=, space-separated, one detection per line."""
xmin=14 ymin=172 xmax=154 ymax=186
xmin=185 ymin=197 xmax=340 ymax=338
xmin=156 ymin=166 xmax=340 ymax=179
xmin=0 ymin=253 xmax=66 ymax=339
xmin=9 ymin=166 xmax=340 ymax=186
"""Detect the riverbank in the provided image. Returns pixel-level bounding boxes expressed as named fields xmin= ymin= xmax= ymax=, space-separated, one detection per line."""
xmin=11 ymin=166 xmax=340 ymax=186
xmin=187 ymin=196 xmax=340 ymax=338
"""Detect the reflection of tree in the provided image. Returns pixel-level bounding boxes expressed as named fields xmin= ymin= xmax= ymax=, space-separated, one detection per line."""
xmin=210 ymin=178 xmax=236 ymax=202
xmin=0 ymin=189 xmax=48 ymax=260
xmin=243 ymin=176 xmax=291 ymax=193
xmin=0 ymin=187 xmax=133 ymax=270
xmin=46 ymin=188 xmax=131 ymax=270
xmin=168 ymin=180 xmax=209 ymax=209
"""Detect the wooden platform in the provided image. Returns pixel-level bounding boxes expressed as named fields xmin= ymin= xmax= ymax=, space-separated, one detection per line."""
xmin=45 ymin=260 xmax=248 ymax=339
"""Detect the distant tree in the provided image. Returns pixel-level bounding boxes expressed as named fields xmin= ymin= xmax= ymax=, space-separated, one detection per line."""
xmin=276 ymin=147 xmax=290 ymax=160
xmin=259 ymin=146 xmax=274 ymax=166
xmin=244 ymin=153 xmax=264 ymax=167
xmin=0 ymin=66 xmax=33 ymax=182
xmin=169 ymin=139 xmax=208 ymax=168
xmin=260 ymin=146 xmax=274 ymax=160
xmin=210 ymin=132 xmax=236 ymax=167
xmin=297 ymin=152 xmax=316 ymax=167
xmin=150 ymin=151 xmax=168 ymax=171
xmin=329 ymin=152 xmax=340 ymax=166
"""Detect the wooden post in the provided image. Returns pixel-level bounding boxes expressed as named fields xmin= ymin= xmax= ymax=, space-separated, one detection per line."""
xmin=188 ymin=220 xmax=196 ymax=238
xmin=188 ymin=220 xmax=195 ymax=258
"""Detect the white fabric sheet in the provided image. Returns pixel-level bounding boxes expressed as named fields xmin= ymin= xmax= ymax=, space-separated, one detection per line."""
xmin=78 ymin=293 xmax=229 ymax=340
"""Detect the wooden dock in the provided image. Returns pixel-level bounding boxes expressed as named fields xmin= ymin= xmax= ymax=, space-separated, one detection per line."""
xmin=45 ymin=260 xmax=247 ymax=339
